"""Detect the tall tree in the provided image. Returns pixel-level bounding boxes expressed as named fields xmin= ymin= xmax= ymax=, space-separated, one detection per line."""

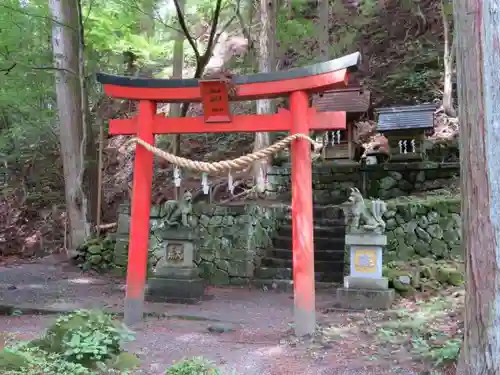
xmin=138 ymin=0 xmax=156 ymax=77
xmin=453 ymin=0 xmax=500 ymax=373
xmin=441 ymin=0 xmax=456 ymax=117
xmin=253 ymin=0 xmax=277 ymax=182
xmin=49 ymin=0 xmax=96 ymax=252
xmin=170 ymin=0 xmax=185 ymax=197
xmin=317 ymin=0 xmax=329 ymax=60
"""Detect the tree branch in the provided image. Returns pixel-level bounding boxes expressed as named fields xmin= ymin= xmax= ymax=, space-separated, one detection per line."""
xmin=214 ymin=14 xmax=237 ymax=46
xmin=1 ymin=63 xmax=16 ymax=75
xmin=173 ymin=0 xmax=201 ymax=60
xmin=0 ymin=61 xmax=76 ymax=75
xmin=127 ymin=0 xmax=182 ymax=34
xmin=202 ymin=0 xmax=224 ymax=61
xmin=0 ymin=4 xmax=77 ymax=31
xmin=235 ymin=0 xmax=253 ymax=50
xmin=180 ymin=0 xmax=225 ymax=118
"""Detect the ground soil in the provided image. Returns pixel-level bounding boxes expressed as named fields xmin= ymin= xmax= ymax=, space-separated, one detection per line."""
xmin=0 ymin=257 xmax=461 ymax=375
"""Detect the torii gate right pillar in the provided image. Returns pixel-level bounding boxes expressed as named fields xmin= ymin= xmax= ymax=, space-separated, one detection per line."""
xmin=290 ymin=90 xmax=316 ymax=335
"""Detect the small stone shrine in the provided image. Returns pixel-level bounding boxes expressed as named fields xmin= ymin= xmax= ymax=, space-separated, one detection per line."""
xmin=146 ymin=191 xmax=205 ymax=303
xmin=335 ymin=188 xmax=395 ymax=310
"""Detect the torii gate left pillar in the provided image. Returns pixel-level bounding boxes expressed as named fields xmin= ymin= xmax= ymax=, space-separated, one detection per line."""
xmin=97 ymin=52 xmax=361 ymax=336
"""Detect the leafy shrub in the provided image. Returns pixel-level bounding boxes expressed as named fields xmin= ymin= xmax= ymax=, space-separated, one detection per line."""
xmin=1 ymin=344 xmax=97 ymax=375
xmin=0 ymin=310 xmax=139 ymax=374
xmin=165 ymin=357 xmax=223 ymax=375
xmin=74 ymin=235 xmax=116 ymax=273
xmin=32 ymin=309 xmax=136 ymax=369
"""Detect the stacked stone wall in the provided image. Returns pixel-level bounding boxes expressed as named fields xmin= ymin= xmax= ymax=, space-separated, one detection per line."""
xmin=383 ymin=196 xmax=462 ymax=262
xmin=113 ymin=203 xmax=287 ymax=285
xmin=267 ymin=161 xmax=459 ymax=204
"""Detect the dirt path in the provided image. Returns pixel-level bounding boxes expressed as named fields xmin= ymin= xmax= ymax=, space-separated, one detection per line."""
xmin=0 ymin=313 xmax=420 ymax=375
xmin=0 ymin=257 xmax=456 ymax=374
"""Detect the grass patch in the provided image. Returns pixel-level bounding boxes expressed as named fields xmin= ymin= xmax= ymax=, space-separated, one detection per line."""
xmin=376 ymin=293 xmax=463 ymax=367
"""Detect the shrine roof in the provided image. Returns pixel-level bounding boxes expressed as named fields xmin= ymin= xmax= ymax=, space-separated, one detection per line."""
xmin=312 ymin=88 xmax=371 ymax=113
xmin=375 ymin=104 xmax=436 ymax=132
xmin=96 ymin=52 xmax=360 ymax=89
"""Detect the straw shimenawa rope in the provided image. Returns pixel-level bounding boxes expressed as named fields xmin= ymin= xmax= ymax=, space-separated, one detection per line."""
xmin=123 ymin=133 xmax=322 ymax=173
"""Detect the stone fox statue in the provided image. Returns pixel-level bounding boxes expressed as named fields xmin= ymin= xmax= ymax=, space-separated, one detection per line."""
xmin=343 ymin=187 xmax=387 ymax=234
xmin=162 ymin=191 xmax=193 ymax=228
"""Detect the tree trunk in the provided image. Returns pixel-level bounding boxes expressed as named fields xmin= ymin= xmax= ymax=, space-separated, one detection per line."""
xmin=453 ymin=0 xmax=500 ymax=373
xmin=315 ymin=0 xmax=329 ymax=144
xmin=441 ymin=0 xmax=456 ymax=117
xmin=170 ymin=0 xmax=185 ymax=198
xmin=170 ymin=0 xmax=185 ymax=119
xmin=49 ymin=0 xmax=94 ymax=252
xmin=253 ymin=0 xmax=277 ymax=181
xmin=283 ymin=0 xmax=293 ymax=19
xmin=138 ymin=0 xmax=156 ymax=77
xmin=318 ymin=0 xmax=329 ymax=60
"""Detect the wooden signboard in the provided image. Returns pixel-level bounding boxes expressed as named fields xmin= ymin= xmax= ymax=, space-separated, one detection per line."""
xmin=199 ymin=80 xmax=232 ymax=123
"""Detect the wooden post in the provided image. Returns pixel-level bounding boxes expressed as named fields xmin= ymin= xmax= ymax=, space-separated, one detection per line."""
xmin=290 ymin=90 xmax=316 ymax=336
xmin=124 ymin=100 xmax=155 ymax=327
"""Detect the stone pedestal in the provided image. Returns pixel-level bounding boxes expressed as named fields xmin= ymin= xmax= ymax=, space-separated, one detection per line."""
xmin=145 ymin=229 xmax=205 ymax=304
xmin=335 ymin=233 xmax=395 ymax=310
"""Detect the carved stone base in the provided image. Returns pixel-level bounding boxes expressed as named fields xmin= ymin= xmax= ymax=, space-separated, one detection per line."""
xmin=333 ymin=287 xmax=395 ymax=310
xmin=344 ymin=275 xmax=389 ymax=290
xmin=146 ymin=276 xmax=205 ymax=304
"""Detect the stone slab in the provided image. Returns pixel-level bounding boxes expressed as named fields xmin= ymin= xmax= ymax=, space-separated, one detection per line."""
xmin=154 ymin=266 xmax=199 ymax=279
xmin=345 ymin=233 xmax=387 ymax=246
xmin=334 ymin=287 xmax=395 ymax=310
xmin=344 ymin=276 xmax=388 ymax=290
xmin=156 ymin=228 xmax=195 ymax=241
xmin=146 ymin=277 xmax=205 ymax=304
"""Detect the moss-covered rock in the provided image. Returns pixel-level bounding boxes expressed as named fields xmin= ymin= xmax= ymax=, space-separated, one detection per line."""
xmin=74 ymin=235 xmax=116 ymax=273
xmin=384 ymin=258 xmax=463 ymax=295
xmin=388 ymin=270 xmax=417 ymax=296
xmin=436 ymin=266 xmax=464 ymax=286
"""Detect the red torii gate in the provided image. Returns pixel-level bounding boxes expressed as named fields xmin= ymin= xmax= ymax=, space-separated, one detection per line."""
xmin=96 ymin=52 xmax=361 ymax=336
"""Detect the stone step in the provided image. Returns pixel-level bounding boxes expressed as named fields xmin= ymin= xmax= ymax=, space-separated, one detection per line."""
xmin=281 ymin=216 xmax=346 ymax=228
xmin=254 ymin=267 xmax=292 ymax=280
xmin=269 ymin=248 xmax=345 ymax=262
xmin=251 ymin=278 xmax=294 ymax=292
xmin=277 ymin=224 xmax=344 ymax=238
xmin=251 ymin=279 xmax=340 ymax=293
xmin=261 ymin=257 xmax=344 ymax=274
xmin=273 ymin=235 xmax=344 ymax=251
xmin=318 ymin=271 xmax=344 ymax=283
xmin=313 ymin=205 xmax=345 ymax=220
xmin=254 ymin=266 xmax=325 ymax=281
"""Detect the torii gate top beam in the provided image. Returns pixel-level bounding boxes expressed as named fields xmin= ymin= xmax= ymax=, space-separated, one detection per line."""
xmin=96 ymin=52 xmax=361 ymax=102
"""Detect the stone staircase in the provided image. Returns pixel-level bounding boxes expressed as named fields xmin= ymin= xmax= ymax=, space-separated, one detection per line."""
xmin=254 ymin=205 xmax=346 ymax=290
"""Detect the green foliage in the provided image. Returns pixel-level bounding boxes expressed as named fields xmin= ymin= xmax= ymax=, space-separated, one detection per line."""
xmin=0 ymin=310 xmax=139 ymax=374
xmin=1 ymin=344 xmax=96 ymax=375
xmin=83 ymin=0 xmax=170 ymax=69
xmin=0 ymin=0 xmax=56 ymax=156
xmin=277 ymin=12 xmax=314 ymax=49
xmin=74 ymin=235 xmax=117 ymax=273
xmin=377 ymin=295 xmax=462 ymax=368
xmin=33 ymin=309 xmax=136 ymax=368
xmin=165 ymin=357 xmax=224 ymax=375
xmin=358 ymin=0 xmax=379 ymax=17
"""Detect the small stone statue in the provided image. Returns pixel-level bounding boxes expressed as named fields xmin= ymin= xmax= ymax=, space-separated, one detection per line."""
xmin=341 ymin=188 xmax=387 ymax=234
xmin=162 ymin=190 xmax=194 ymax=228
